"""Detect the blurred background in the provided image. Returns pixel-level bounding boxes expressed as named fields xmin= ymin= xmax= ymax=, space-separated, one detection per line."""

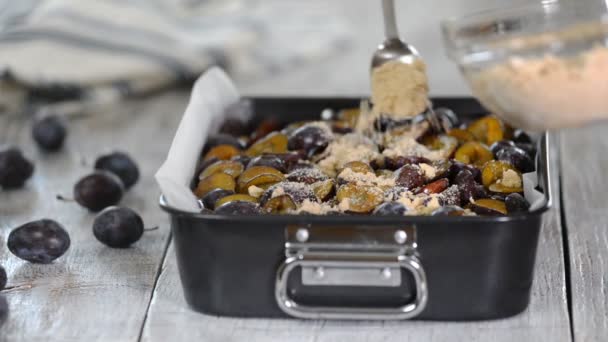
xmin=0 ymin=0 xmax=599 ymax=113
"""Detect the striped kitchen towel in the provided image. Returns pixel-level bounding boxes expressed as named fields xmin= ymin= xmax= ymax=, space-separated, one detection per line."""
xmin=0 ymin=0 xmax=352 ymax=115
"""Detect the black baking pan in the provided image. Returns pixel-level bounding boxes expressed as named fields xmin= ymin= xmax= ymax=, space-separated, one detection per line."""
xmin=160 ymin=97 xmax=552 ymax=321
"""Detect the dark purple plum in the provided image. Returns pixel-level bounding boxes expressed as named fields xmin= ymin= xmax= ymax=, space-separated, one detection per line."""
xmin=515 ymin=142 xmax=537 ymax=158
xmin=276 ymin=152 xmax=304 ymax=170
xmin=287 ymin=125 xmax=332 ymax=157
xmin=222 ymin=99 xmax=253 ymax=135
xmin=448 ymin=160 xmax=481 ymax=182
xmin=474 ymin=185 xmax=490 ymax=199
xmin=513 ymin=129 xmax=533 ymax=144
xmin=496 ymin=146 xmax=534 ymax=173
xmin=505 ymin=193 xmax=530 ymax=214
xmin=489 ymin=140 xmax=516 ymax=157
xmin=286 ymin=168 xmax=329 ymax=184
xmin=93 ymin=207 xmax=144 ymax=248
xmin=0 ymin=147 xmax=34 ymax=189
xmin=94 ymin=151 xmax=139 ymax=189
xmin=247 ymin=152 xmax=303 ymax=173
xmin=202 ymin=189 xmax=235 ymax=209
xmin=32 ymin=115 xmax=67 ymax=151
xmin=369 ymin=159 xmax=383 ymax=170
xmin=373 ymin=202 xmax=407 ymax=216
xmin=454 ymin=170 xmax=487 ymax=204
xmin=395 ymin=165 xmax=426 ymax=189
xmin=440 ymin=186 xmax=463 ymax=206
xmin=74 ymin=171 xmax=124 ymax=212
xmin=219 ymin=118 xmax=248 ymax=136
xmin=214 ymin=201 xmax=261 ymax=215
xmin=8 ymin=219 xmax=70 ymax=263
xmin=247 ymin=154 xmax=287 ymax=173
xmin=491 ymin=140 xmax=537 ymax=162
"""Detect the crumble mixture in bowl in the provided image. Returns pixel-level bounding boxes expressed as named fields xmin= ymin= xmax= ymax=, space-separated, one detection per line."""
xmin=442 ymin=2 xmax=608 ymax=131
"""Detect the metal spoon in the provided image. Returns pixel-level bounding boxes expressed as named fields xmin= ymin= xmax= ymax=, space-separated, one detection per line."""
xmin=371 ymin=0 xmax=420 ymax=68
xmin=371 ymin=0 xmax=446 ymax=133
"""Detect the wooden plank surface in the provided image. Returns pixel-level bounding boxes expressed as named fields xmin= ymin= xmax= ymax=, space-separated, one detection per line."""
xmin=0 ymin=91 xmax=188 ymax=341
xmin=0 ymin=2 xmax=578 ymax=339
xmin=141 ymin=134 xmax=571 ymax=342
xmin=561 ymin=124 xmax=608 ymax=342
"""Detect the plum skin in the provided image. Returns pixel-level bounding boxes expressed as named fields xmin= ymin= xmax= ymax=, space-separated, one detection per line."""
xmin=8 ymin=219 xmax=70 ymax=263
xmin=93 ymin=207 xmax=144 ymax=248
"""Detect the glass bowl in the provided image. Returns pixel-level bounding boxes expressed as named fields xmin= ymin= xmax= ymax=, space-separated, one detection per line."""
xmin=441 ymin=1 xmax=608 ymax=130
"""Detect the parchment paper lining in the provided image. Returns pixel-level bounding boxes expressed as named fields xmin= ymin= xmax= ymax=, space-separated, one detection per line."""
xmin=155 ymin=68 xmax=249 ymax=212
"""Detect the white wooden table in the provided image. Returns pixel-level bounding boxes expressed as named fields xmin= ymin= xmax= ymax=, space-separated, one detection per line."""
xmin=0 ymin=1 xmax=605 ymax=340
xmin=0 ymin=85 xmax=608 ymax=341
xmin=2 ymin=88 xmax=604 ymax=342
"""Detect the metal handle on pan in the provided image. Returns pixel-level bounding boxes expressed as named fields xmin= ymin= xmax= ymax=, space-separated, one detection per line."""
xmin=274 ymin=225 xmax=428 ymax=320
xmin=275 ymin=253 xmax=427 ymax=320
xmin=537 ymin=133 xmax=553 ymax=208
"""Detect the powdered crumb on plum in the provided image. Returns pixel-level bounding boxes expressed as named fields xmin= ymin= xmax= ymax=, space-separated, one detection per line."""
xmin=259 ymin=181 xmax=317 ymax=206
xmin=286 ymin=168 xmax=329 ymax=184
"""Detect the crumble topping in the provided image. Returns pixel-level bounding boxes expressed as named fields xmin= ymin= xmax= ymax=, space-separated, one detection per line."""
xmin=317 ymin=133 xmax=380 ymax=177
xmin=371 ymin=60 xmax=429 ymax=119
xmin=382 ymin=137 xmax=449 ymax=161
xmin=337 ymin=168 xmax=396 ymax=188
xmin=499 ymin=169 xmax=522 ymax=188
xmin=338 ymin=197 xmax=352 ymax=212
xmin=419 ymin=163 xmax=437 ymax=179
xmin=294 ymin=199 xmax=337 ymax=215
xmin=469 ymin=45 xmax=608 ymax=130
xmin=248 ymin=185 xmax=265 ymax=198
xmin=397 ymin=192 xmax=443 ymax=214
